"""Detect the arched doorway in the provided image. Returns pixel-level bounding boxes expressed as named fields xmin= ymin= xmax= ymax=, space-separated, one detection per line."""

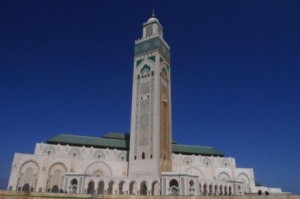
xmin=209 ymin=184 xmax=213 ymax=195
xmin=87 ymin=181 xmax=95 ymax=194
xmin=151 ymin=181 xmax=159 ymax=195
xmin=214 ymin=184 xmax=218 ymax=195
xmin=229 ymin=186 xmax=232 ymax=195
xmin=169 ymin=179 xmax=179 ymax=196
xmin=19 ymin=161 xmax=39 ymax=192
xmin=119 ymin=181 xmax=125 ymax=195
xmin=52 ymin=185 xmax=59 ymax=193
xmin=47 ymin=163 xmax=67 ymax=193
xmin=199 ymin=183 xmax=202 ymax=195
xmin=219 ymin=185 xmax=223 ymax=195
xmin=203 ymin=184 xmax=208 ymax=195
xmin=22 ymin=183 xmax=30 ymax=192
xmin=140 ymin=181 xmax=147 ymax=195
xmin=107 ymin=181 xmax=114 ymax=194
xmin=224 ymin=185 xmax=228 ymax=195
xmin=97 ymin=181 xmax=104 ymax=194
xmin=129 ymin=181 xmax=137 ymax=195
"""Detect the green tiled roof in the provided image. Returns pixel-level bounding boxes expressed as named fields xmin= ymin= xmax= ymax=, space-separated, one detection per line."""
xmin=172 ymin=144 xmax=223 ymax=157
xmin=47 ymin=134 xmax=129 ymax=150
xmin=102 ymin=132 xmax=130 ymax=140
xmin=47 ymin=133 xmax=224 ymax=157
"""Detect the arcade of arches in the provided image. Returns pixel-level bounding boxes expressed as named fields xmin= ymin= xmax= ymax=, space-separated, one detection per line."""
xmin=85 ymin=180 xmax=159 ymax=195
xmin=166 ymin=178 xmax=235 ymax=196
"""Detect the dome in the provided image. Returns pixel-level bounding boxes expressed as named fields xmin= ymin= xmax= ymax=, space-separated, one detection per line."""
xmin=147 ymin=16 xmax=159 ymax=23
xmin=146 ymin=9 xmax=159 ymax=23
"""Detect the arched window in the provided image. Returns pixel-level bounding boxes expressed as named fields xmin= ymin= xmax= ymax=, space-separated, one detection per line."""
xmin=189 ymin=180 xmax=194 ymax=186
xmin=141 ymin=65 xmax=151 ymax=76
xmin=142 ymin=152 xmax=145 ymax=159
xmin=71 ymin=179 xmax=78 ymax=185
xmin=71 ymin=179 xmax=78 ymax=193
xmin=93 ymin=170 xmax=103 ymax=177
xmin=203 ymin=158 xmax=211 ymax=167
xmin=189 ymin=180 xmax=195 ymax=195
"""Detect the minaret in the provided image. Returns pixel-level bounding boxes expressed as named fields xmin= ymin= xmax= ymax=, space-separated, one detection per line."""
xmin=129 ymin=12 xmax=172 ymax=177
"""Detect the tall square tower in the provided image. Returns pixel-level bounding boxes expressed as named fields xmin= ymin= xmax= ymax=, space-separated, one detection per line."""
xmin=129 ymin=12 xmax=172 ymax=177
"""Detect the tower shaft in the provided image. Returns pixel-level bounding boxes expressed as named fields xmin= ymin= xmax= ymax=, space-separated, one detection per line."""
xmin=129 ymin=15 xmax=172 ymax=177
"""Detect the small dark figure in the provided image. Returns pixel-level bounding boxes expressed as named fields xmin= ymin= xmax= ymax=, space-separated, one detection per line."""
xmin=265 ymin=191 xmax=269 ymax=195
xmin=258 ymin=190 xmax=262 ymax=195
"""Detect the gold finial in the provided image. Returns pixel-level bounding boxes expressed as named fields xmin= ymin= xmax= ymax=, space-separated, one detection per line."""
xmin=151 ymin=9 xmax=156 ymax=18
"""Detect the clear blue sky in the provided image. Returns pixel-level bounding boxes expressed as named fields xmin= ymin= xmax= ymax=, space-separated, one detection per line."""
xmin=0 ymin=0 xmax=299 ymax=194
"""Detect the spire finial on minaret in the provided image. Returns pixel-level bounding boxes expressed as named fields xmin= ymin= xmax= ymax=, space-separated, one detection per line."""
xmin=151 ymin=9 xmax=156 ymax=18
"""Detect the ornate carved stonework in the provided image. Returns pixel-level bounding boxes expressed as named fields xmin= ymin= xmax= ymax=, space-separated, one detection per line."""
xmin=135 ymin=37 xmax=170 ymax=62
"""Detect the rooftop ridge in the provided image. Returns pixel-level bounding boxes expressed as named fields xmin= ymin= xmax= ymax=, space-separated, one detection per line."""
xmin=52 ymin=132 xmax=129 ymax=139
xmin=173 ymin=143 xmax=215 ymax=149
xmin=49 ymin=134 xmax=221 ymax=150
xmin=54 ymin=134 xmax=100 ymax=139
xmin=47 ymin=134 xmax=130 ymax=144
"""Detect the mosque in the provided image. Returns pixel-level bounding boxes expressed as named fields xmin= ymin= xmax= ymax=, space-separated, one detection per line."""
xmin=7 ymin=13 xmax=282 ymax=196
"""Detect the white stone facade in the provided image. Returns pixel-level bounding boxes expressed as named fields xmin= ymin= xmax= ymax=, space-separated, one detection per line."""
xmin=8 ymin=142 xmax=267 ymax=195
xmin=7 ymin=13 xmax=282 ymax=196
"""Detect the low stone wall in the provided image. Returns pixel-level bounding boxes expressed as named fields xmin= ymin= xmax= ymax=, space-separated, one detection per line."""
xmin=0 ymin=190 xmax=92 ymax=198
xmin=0 ymin=191 xmax=299 ymax=199
xmin=93 ymin=195 xmax=300 ymax=199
